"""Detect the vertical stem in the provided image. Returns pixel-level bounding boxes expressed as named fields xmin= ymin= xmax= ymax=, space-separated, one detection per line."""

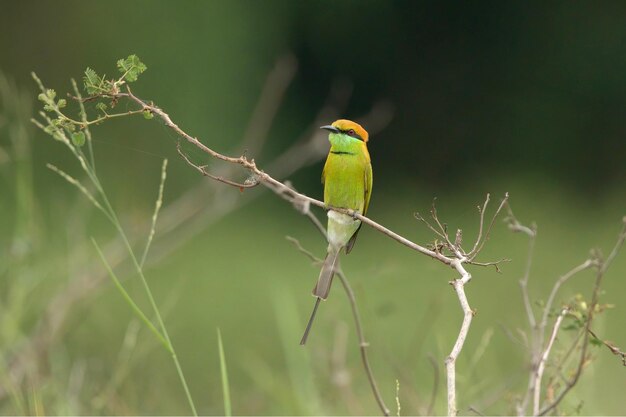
xmin=446 ymin=261 xmax=474 ymax=417
xmin=337 ymin=271 xmax=390 ymax=416
xmin=533 ymin=308 xmax=568 ymax=415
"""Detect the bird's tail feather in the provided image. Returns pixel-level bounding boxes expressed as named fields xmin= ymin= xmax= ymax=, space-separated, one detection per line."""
xmin=300 ymin=297 xmax=321 ymax=345
xmin=313 ymin=246 xmax=340 ymax=300
xmin=300 ymin=247 xmax=340 ymax=345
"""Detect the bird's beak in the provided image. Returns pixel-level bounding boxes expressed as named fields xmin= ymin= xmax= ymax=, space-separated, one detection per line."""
xmin=320 ymin=125 xmax=339 ymax=133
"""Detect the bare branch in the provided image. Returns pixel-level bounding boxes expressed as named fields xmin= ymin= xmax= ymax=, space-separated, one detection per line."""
xmin=446 ymin=259 xmax=474 ymax=417
xmin=539 ymin=260 xmax=595 ymax=345
xmin=468 ymin=193 xmax=509 ymax=260
xmin=533 ymin=307 xmax=568 ymax=415
xmin=176 ymin=142 xmax=259 ymax=189
xmin=469 ymin=193 xmax=490 ymax=256
xmin=504 ymin=204 xmax=537 ymax=238
xmin=285 ymin=236 xmax=322 ymax=265
xmin=414 ymin=211 xmax=448 ymax=242
xmin=466 ymin=258 xmax=510 ymax=271
xmin=337 ymin=269 xmax=390 ymax=416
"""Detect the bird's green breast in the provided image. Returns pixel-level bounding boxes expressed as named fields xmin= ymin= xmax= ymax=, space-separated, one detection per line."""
xmin=323 ymin=134 xmax=370 ymax=212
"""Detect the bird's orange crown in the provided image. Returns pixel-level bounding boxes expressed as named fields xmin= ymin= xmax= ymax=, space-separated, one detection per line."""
xmin=331 ymin=119 xmax=369 ymax=142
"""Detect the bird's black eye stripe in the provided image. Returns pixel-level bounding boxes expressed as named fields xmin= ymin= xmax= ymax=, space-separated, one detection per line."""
xmin=341 ymin=128 xmax=363 ymax=141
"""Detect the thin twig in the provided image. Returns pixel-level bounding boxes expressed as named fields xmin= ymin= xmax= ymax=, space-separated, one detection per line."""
xmin=176 ymin=142 xmax=259 ymax=189
xmin=469 ymin=193 xmax=490 ymax=256
xmin=510 ymin=205 xmax=538 ymax=333
xmin=414 ymin=211 xmax=448 ymax=242
xmin=337 ymin=270 xmax=390 ymax=416
xmin=533 ymin=307 xmax=568 ymax=415
xmin=587 ymin=328 xmax=626 ymax=366
xmin=468 ymin=193 xmax=509 ymax=260
xmin=539 ymin=260 xmax=595 ymax=347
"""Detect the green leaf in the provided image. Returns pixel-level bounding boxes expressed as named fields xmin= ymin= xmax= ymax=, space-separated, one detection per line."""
xmin=117 ymin=55 xmax=147 ymax=82
xmin=589 ymin=337 xmax=603 ymax=347
xmin=57 ymin=98 xmax=66 ymax=108
xmin=95 ymin=102 xmax=108 ymax=113
xmin=142 ymin=109 xmax=154 ymax=120
xmin=562 ymin=323 xmax=580 ymax=331
xmin=71 ymin=131 xmax=86 ymax=147
xmin=84 ymin=67 xmax=106 ymax=95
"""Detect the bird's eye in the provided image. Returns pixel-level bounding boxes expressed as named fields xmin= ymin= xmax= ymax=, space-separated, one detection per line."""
xmin=347 ymin=129 xmax=356 ymax=136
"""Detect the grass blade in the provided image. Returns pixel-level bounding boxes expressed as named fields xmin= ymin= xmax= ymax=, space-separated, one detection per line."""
xmin=217 ymin=328 xmax=232 ymax=416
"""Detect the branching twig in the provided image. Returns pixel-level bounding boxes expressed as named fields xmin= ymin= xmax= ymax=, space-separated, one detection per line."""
xmin=469 ymin=193 xmax=491 ymax=256
xmin=468 ymin=193 xmax=509 ymax=260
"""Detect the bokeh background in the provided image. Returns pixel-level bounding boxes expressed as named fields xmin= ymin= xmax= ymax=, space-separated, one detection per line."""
xmin=1 ymin=1 xmax=625 ymax=415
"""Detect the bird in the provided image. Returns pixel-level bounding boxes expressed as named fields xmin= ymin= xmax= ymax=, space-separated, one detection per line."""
xmin=300 ymin=119 xmax=372 ymax=345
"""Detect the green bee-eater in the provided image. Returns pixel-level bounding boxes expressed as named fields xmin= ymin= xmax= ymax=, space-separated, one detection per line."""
xmin=300 ymin=119 xmax=372 ymax=345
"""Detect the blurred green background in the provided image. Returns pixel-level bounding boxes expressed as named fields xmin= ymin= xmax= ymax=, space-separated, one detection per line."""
xmin=1 ymin=1 xmax=625 ymax=415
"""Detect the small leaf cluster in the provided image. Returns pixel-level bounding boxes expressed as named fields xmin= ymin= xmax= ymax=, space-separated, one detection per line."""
xmin=36 ymin=87 xmax=80 ymax=141
xmin=83 ymin=54 xmax=147 ymax=96
xmin=37 ymin=88 xmax=66 ymax=112
xmin=562 ymin=293 xmax=614 ymax=334
xmin=117 ymin=55 xmax=147 ymax=82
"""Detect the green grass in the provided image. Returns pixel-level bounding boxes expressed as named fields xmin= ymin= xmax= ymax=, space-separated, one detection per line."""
xmin=217 ymin=328 xmax=232 ymax=416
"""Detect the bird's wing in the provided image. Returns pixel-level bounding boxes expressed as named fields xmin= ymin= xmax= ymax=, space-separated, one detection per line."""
xmin=363 ymin=159 xmax=373 ymax=216
xmin=345 ymin=159 xmax=373 ymax=255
